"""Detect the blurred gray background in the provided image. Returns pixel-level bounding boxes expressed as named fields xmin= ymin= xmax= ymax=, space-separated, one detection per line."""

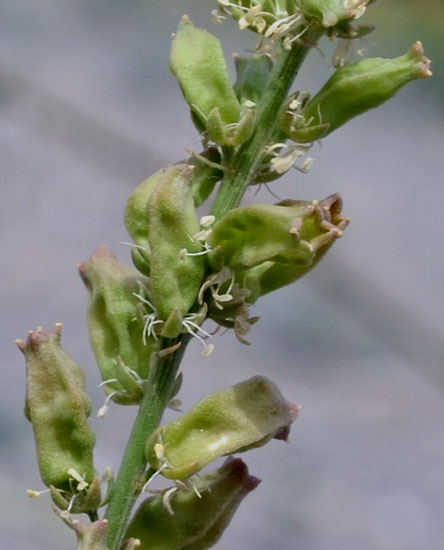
xmin=1 ymin=1 xmax=443 ymax=549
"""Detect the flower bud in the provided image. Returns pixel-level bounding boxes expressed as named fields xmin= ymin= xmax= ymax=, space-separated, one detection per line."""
xmin=280 ymin=42 xmax=432 ymax=143
xmin=147 ymin=164 xmax=205 ymax=338
xmin=125 ymin=458 xmax=260 ymax=550
xmin=210 ymin=193 xmax=349 ymax=271
xmin=299 ymin=0 xmax=371 ymax=28
xmin=16 ymin=324 xmax=96 ymax=491
xmin=170 ymin=16 xmax=256 ymax=146
xmin=79 ymin=246 xmax=157 ymax=405
xmin=146 ymin=376 xmax=299 ymax=480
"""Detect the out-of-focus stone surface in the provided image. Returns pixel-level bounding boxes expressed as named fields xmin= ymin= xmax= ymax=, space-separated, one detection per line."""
xmin=2 ymin=1 xmax=443 ymax=549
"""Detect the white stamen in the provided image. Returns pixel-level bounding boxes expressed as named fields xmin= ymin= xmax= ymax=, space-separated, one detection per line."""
xmin=201 ymin=343 xmax=215 ymax=357
xmin=67 ymin=469 xmax=89 ymax=492
xmin=163 ymin=487 xmax=179 ymax=515
xmin=200 ymin=215 xmax=216 ymax=228
xmin=27 ymin=488 xmax=50 ymax=499
xmin=98 ymin=378 xmax=118 ymax=388
xmin=142 ymin=463 xmax=168 ymax=493
xmin=97 ymin=391 xmax=118 ymax=418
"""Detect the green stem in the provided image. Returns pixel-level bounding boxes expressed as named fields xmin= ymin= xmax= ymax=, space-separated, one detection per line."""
xmin=105 ymin=336 xmax=190 ymax=550
xmin=210 ymin=35 xmax=319 ymax=219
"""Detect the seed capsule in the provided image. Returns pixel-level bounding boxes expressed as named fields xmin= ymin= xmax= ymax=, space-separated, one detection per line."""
xmin=170 ymin=16 xmax=257 ymax=146
xmin=170 ymin=16 xmax=240 ymax=143
xmin=17 ymin=324 xmax=96 ymax=491
xmin=147 ymin=164 xmax=205 ymax=338
xmin=79 ymin=246 xmax=157 ymax=405
xmin=280 ymin=42 xmax=432 ymax=143
xmin=210 ymin=193 xmax=348 ymax=271
xmin=125 ymin=458 xmax=260 ymax=550
xmin=240 ymin=194 xmax=349 ymax=302
xmin=146 ymin=376 xmax=299 ymax=480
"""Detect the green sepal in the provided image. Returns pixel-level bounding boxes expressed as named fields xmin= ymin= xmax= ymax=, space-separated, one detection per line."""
xmin=147 ymin=164 xmax=205 ymax=336
xmin=50 ymin=474 xmax=102 ymax=515
xmin=146 ymin=376 xmax=299 ymax=480
xmin=281 ymin=42 xmax=432 ymax=143
xmin=125 ymin=458 xmax=260 ymax=550
xmin=17 ymin=324 xmax=96 ymax=491
xmin=204 ymin=100 xmax=257 ymax=146
xmin=78 ymin=246 xmax=158 ymax=405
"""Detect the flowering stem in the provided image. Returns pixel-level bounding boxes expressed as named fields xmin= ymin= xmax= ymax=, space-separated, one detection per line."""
xmin=105 ymin=32 xmax=319 ymax=550
xmin=105 ymin=336 xmax=190 ymax=550
xmin=210 ymin=33 xmax=319 ymax=219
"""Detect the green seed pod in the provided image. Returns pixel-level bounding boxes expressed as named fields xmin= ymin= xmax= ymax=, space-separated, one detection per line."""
xmin=280 ymin=42 xmax=432 ymax=143
xmin=125 ymin=458 xmax=260 ymax=550
xmin=233 ymin=53 xmax=273 ymax=105
xmin=210 ymin=193 xmax=349 ymax=271
xmin=299 ymin=0 xmax=371 ymax=27
xmin=146 ymin=376 xmax=299 ymax=480
xmin=16 ymin=324 xmax=96 ymax=491
xmin=228 ymin=194 xmax=349 ymax=305
xmin=147 ymin=164 xmax=205 ymax=338
xmin=170 ymin=16 xmax=241 ymax=144
xmin=79 ymin=246 xmax=157 ymax=405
